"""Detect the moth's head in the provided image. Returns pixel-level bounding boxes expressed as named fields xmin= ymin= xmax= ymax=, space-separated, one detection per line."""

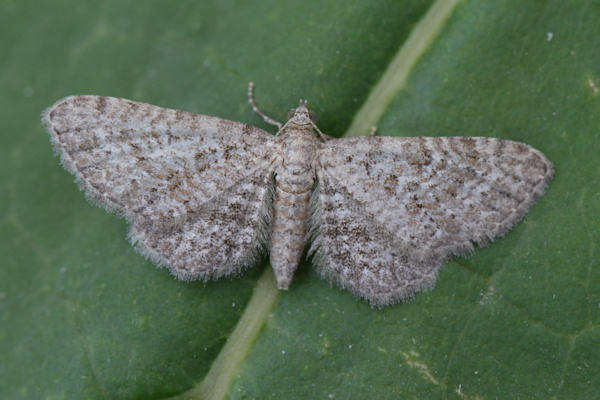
xmin=287 ymin=99 xmax=318 ymax=126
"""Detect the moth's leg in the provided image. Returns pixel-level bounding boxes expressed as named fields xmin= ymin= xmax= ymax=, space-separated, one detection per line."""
xmin=247 ymin=82 xmax=282 ymax=130
xmin=310 ymin=121 xmax=330 ymax=142
xmin=369 ymin=126 xmax=378 ymax=137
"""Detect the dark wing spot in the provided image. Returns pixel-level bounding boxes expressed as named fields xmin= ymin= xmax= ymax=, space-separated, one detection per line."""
xmin=95 ymin=97 xmax=107 ymax=114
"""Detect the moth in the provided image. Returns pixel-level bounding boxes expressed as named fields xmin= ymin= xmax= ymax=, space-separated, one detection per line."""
xmin=42 ymin=83 xmax=553 ymax=306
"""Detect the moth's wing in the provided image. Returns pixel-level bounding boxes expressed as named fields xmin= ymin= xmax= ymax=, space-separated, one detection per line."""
xmin=43 ymin=95 xmax=280 ymax=280
xmin=129 ymin=169 xmax=275 ymax=280
xmin=310 ymin=136 xmax=553 ymax=306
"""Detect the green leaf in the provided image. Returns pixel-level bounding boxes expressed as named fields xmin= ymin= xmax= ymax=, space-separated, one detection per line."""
xmin=1 ymin=0 xmax=598 ymax=399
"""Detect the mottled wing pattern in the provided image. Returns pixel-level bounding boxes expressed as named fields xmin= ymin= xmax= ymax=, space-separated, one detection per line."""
xmin=130 ymin=170 xmax=274 ymax=280
xmin=310 ymin=136 xmax=553 ymax=306
xmin=43 ymin=95 xmax=280 ymax=280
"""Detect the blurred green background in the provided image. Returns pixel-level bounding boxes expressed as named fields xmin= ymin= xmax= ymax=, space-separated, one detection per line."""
xmin=1 ymin=0 xmax=598 ymax=399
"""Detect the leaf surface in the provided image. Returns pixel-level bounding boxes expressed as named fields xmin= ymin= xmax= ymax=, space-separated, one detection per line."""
xmin=0 ymin=1 xmax=598 ymax=399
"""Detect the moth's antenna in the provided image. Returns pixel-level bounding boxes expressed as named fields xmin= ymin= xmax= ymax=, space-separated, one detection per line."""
xmin=247 ymin=82 xmax=282 ymax=130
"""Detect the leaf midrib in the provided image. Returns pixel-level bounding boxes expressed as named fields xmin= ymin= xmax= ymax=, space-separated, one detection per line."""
xmin=169 ymin=1 xmax=462 ymax=398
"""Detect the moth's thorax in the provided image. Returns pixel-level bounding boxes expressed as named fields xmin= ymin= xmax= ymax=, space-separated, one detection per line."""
xmin=279 ymin=124 xmax=320 ymax=160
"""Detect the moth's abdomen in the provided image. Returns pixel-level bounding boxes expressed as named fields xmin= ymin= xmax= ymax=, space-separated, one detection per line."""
xmin=269 ymin=130 xmax=318 ymax=289
xmin=270 ymin=164 xmax=314 ymax=289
